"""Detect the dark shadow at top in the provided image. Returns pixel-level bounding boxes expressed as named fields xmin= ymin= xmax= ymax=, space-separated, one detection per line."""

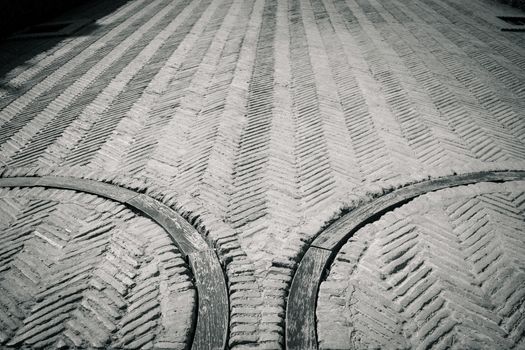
xmin=0 ymin=0 xmax=130 ymax=89
xmin=492 ymin=0 xmax=525 ymax=11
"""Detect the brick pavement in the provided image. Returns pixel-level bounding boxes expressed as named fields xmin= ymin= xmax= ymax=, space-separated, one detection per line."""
xmin=0 ymin=0 xmax=524 ymax=348
xmin=0 ymin=187 xmax=194 ymax=349
xmin=318 ymin=181 xmax=525 ymax=349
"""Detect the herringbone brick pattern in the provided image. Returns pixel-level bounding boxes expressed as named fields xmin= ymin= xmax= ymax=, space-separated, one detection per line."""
xmin=0 ymin=0 xmax=524 ymax=347
xmin=0 ymin=187 xmax=195 ymax=349
xmin=318 ymin=181 xmax=525 ymax=349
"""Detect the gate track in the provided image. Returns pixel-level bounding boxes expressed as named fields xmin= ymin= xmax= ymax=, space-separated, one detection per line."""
xmin=286 ymin=170 xmax=525 ymax=349
xmin=0 ymin=175 xmax=229 ymax=350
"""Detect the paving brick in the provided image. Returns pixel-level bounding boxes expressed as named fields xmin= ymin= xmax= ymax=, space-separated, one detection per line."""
xmin=318 ymin=181 xmax=525 ymax=349
xmin=0 ymin=187 xmax=195 ymax=348
xmin=1 ymin=0 xmax=525 ymax=347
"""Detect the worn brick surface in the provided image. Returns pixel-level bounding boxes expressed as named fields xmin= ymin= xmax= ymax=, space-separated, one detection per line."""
xmin=0 ymin=0 xmax=524 ymax=347
xmin=318 ymin=181 xmax=525 ymax=349
xmin=0 ymin=187 xmax=195 ymax=349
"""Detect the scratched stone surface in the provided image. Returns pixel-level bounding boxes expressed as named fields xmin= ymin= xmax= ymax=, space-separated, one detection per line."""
xmin=0 ymin=0 xmax=524 ymax=347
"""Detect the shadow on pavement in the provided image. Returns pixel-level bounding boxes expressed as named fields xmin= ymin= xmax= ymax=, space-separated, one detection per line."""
xmin=0 ymin=0 xmax=130 ymax=90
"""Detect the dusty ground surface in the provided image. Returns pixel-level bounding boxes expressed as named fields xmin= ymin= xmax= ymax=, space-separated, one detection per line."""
xmin=0 ymin=0 xmax=524 ymax=348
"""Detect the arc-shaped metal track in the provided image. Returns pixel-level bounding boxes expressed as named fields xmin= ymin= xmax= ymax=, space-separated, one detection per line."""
xmin=0 ymin=175 xmax=228 ymax=350
xmin=286 ymin=170 xmax=525 ymax=350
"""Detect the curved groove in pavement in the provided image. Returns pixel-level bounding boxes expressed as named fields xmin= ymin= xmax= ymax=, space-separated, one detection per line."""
xmin=0 ymin=175 xmax=229 ymax=350
xmin=286 ymin=170 xmax=525 ymax=350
